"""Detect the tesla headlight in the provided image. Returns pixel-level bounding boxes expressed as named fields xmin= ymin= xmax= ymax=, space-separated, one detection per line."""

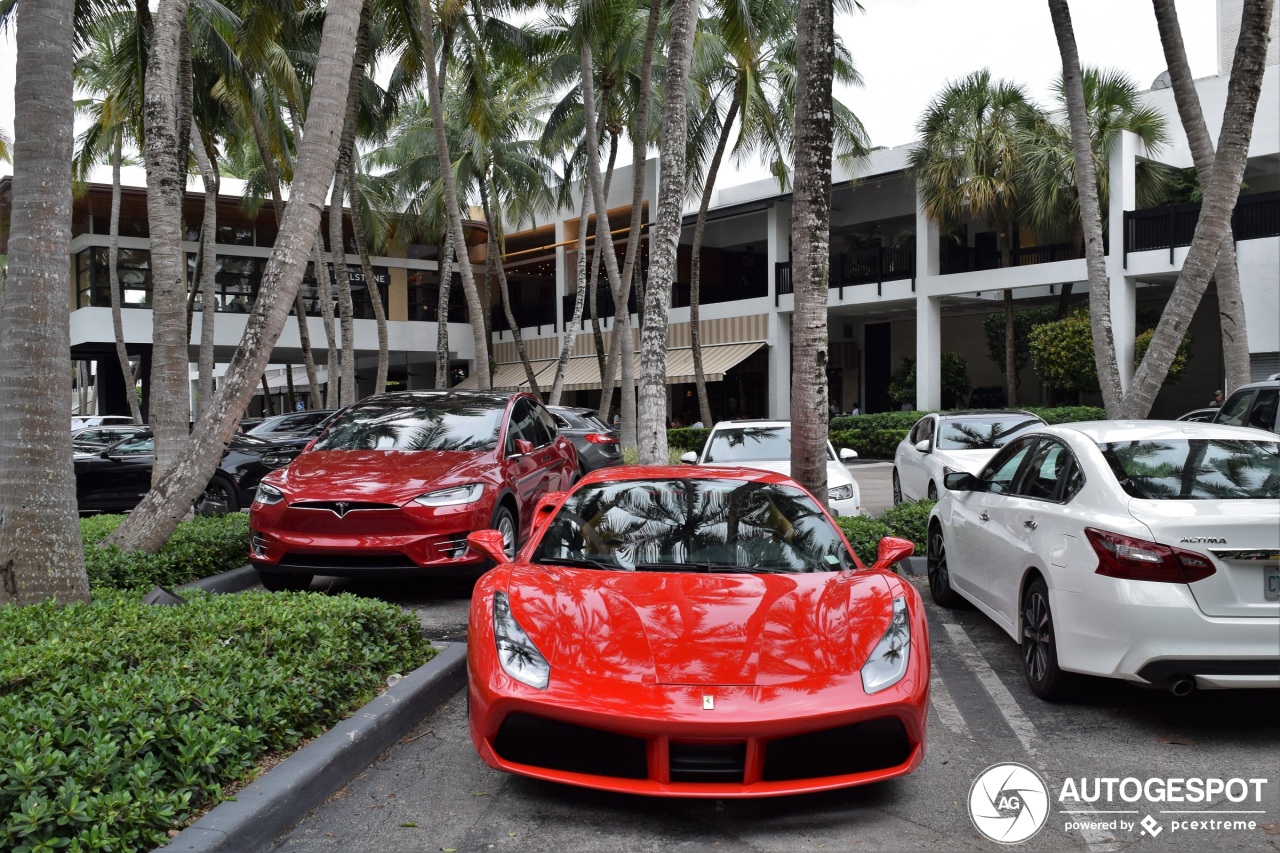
xmin=829 ymin=483 xmax=855 ymax=501
xmin=493 ymin=590 xmax=550 ymax=689
xmin=412 ymin=483 xmax=484 ymax=507
xmin=255 ymin=483 xmax=285 ymax=506
xmin=861 ymin=597 xmax=910 ymax=694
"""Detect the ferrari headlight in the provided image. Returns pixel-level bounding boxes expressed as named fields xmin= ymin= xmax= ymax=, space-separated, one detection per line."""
xmin=413 ymin=483 xmax=483 ymax=507
xmin=829 ymin=483 xmax=854 ymax=501
xmin=861 ymin=597 xmax=910 ymax=694
xmin=493 ymin=590 xmax=550 ymax=689
xmin=255 ymin=483 xmax=285 ymax=506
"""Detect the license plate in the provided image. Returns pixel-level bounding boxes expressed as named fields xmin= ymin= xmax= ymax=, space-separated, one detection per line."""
xmin=1266 ymin=565 xmax=1280 ymax=601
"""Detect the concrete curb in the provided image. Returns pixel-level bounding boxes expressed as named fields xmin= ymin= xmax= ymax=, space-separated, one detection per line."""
xmin=179 ymin=565 xmax=262 ymax=595
xmin=162 ymin=639 xmax=468 ymax=853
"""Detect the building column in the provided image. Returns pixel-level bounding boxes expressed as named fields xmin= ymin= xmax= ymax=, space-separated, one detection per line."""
xmin=1109 ymin=131 xmax=1140 ymax=389
xmin=914 ymin=194 xmax=942 ymax=410
xmin=768 ymin=312 xmax=791 ymax=419
xmin=916 ymin=294 xmax=942 ymax=410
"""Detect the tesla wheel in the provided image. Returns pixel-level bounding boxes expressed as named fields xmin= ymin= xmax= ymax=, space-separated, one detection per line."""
xmin=491 ymin=505 xmax=517 ymax=560
xmin=196 ymin=476 xmax=240 ymax=516
xmin=257 ymin=570 xmax=312 ymax=592
xmin=926 ymin=522 xmax=962 ymax=608
xmin=927 ymin=481 xmax=938 ymax=501
xmin=892 ymin=469 xmax=903 ymax=506
xmin=1022 ymin=578 xmax=1079 ymax=701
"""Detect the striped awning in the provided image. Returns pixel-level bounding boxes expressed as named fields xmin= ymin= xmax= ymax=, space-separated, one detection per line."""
xmin=464 ymin=341 xmax=766 ymax=393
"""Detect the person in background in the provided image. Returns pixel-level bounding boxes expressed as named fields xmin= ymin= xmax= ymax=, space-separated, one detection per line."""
xmin=849 ymin=401 xmax=861 ymax=416
xmin=1210 ymin=390 xmax=1224 ymax=407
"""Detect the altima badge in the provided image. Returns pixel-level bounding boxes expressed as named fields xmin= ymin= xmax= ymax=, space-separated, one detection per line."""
xmin=703 ymin=695 xmax=715 ymax=710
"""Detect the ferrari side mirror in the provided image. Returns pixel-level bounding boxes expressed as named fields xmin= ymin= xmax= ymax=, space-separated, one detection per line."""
xmin=871 ymin=536 xmax=914 ymax=570
xmin=467 ymin=530 xmax=510 ymax=565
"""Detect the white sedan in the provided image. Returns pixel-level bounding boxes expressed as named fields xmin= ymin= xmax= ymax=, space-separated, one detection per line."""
xmin=926 ymin=420 xmax=1279 ymax=700
xmin=893 ymin=410 xmax=1045 ymax=503
xmin=681 ymin=420 xmax=864 ymax=516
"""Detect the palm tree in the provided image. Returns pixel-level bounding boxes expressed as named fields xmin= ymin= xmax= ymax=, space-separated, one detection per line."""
xmin=788 ymin=0 xmax=836 ymax=505
xmin=1046 ymin=0 xmax=1274 ymax=418
xmin=0 ymin=0 xmax=91 ymax=604
xmin=106 ymin=0 xmax=365 ymax=554
xmin=909 ymin=70 xmax=1036 ymax=407
xmin=1151 ymin=0 xmax=1251 ymax=395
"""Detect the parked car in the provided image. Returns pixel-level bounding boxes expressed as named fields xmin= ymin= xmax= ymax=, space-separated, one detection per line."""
xmin=74 ymin=431 xmax=283 ymax=515
xmin=71 ymin=415 xmax=135 ymax=431
xmin=1175 ymin=407 xmax=1220 ymax=423
xmin=464 ymin=464 xmax=926 ymax=796
xmin=249 ymin=391 xmax=578 ymax=591
xmin=246 ymin=409 xmax=341 ymax=440
xmin=926 ymin=420 xmax=1279 ymax=700
xmin=680 ymin=419 xmax=863 ymax=516
xmin=547 ymin=405 xmax=621 ymax=475
xmin=893 ymin=410 xmax=1045 ymax=504
xmin=1212 ymin=375 xmax=1279 ymax=434
xmin=71 ymin=423 xmax=149 ymax=451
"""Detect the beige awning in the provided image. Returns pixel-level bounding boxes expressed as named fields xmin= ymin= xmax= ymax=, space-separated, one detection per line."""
xmin=504 ymin=341 xmax=766 ymax=393
xmin=452 ymin=359 xmax=558 ymax=392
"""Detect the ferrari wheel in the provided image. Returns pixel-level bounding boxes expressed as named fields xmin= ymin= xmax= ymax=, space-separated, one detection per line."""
xmin=927 ymin=522 xmax=962 ymax=608
xmin=892 ymin=469 xmax=903 ymax=506
xmin=492 ymin=505 xmax=517 ymax=560
xmin=1022 ymin=578 xmax=1078 ymax=701
xmin=257 ymin=570 xmax=312 ymax=592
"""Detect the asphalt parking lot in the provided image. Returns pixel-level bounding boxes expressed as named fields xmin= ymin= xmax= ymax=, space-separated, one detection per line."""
xmin=261 ymin=463 xmax=1280 ymax=852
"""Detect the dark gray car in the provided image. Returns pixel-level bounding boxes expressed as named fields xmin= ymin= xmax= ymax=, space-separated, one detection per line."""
xmin=548 ymin=405 xmax=621 ymax=475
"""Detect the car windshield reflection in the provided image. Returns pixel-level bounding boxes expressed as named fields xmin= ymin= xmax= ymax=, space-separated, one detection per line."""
xmin=532 ymin=477 xmax=854 ymax=573
xmin=936 ymin=417 xmax=1042 ymax=450
xmin=313 ymin=401 xmax=502 ymax=452
xmin=704 ymin=426 xmax=835 ymax=463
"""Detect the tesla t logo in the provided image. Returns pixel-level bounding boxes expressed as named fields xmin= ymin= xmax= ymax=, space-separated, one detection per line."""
xmin=702 ymin=696 xmax=715 ymax=710
xmin=333 ymin=502 xmax=350 ymax=517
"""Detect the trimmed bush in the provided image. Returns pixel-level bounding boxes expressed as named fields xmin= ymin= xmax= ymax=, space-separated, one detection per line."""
xmin=81 ymin=514 xmax=250 ymax=591
xmin=835 ymin=515 xmax=897 ymax=567
xmin=1022 ymin=405 xmax=1106 ymax=425
xmin=877 ymin=499 xmax=935 ymax=553
xmin=666 ymin=427 xmax=711 ymax=454
xmin=0 ymin=589 xmax=434 ymax=853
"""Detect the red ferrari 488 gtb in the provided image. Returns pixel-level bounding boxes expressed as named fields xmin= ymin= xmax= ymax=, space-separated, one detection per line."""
xmin=466 ymin=465 xmax=929 ymax=797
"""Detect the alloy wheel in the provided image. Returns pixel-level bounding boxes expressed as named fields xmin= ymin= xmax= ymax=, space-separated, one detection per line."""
xmin=1023 ymin=588 xmax=1052 ymax=685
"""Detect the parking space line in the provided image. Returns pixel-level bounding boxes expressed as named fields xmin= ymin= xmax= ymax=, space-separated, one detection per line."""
xmin=942 ymin=623 xmax=1038 ymax=755
xmin=928 ymin=675 xmax=972 ymax=740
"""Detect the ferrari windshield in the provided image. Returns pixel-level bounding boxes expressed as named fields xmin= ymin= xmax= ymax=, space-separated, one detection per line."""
xmin=1099 ymin=438 xmax=1279 ymax=500
xmin=936 ymin=416 xmax=1041 ymax=450
xmin=532 ymin=477 xmax=856 ymax=573
xmin=703 ymin=425 xmax=834 ymax=463
xmin=312 ymin=400 xmax=502 ymax=452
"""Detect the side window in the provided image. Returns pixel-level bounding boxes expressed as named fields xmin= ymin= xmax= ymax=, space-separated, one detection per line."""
xmin=919 ymin=418 xmax=935 ymax=444
xmin=1060 ymin=458 xmax=1086 ymax=502
xmin=979 ymin=437 xmax=1036 ymax=494
xmin=506 ymin=400 xmax=538 ymax=453
xmin=1012 ymin=440 xmax=1073 ymax=501
xmin=1216 ymin=390 xmax=1253 ymax=427
xmin=533 ymin=404 xmax=556 ymax=447
xmin=908 ymin=420 xmax=922 ymax=444
xmin=551 ymin=413 xmax=571 ymax=430
xmin=1246 ymin=389 xmax=1277 ymax=432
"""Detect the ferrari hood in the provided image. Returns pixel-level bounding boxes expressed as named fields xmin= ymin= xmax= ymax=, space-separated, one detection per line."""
xmin=275 ymin=449 xmax=491 ymax=504
xmin=506 ymin=566 xmax=897 ymax=686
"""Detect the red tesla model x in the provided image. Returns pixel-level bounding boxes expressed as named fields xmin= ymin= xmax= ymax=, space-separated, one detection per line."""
xmin=249 ymin=390 xmax=577 ymax=591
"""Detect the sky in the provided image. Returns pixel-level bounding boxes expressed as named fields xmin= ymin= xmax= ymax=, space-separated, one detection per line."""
xmin=0 ymin=0 xmax=1220 ymax=188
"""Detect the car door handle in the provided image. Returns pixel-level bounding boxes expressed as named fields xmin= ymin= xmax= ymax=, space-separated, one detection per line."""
xmin=1023 ymin=519 xmax=1038 ymax=530
xmin=979 ymin=511 xmax=990 ymax=522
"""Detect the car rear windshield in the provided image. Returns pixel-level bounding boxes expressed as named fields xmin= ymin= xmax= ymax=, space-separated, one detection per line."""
xmin=1099 ymin=438 xmax=1279 ymax=500
xmin=936 ymin=417 xmax=1042 ymax=450
xmin=532 ymin=477 xmax=855 ymax=573
xmin=312 ymin=400 xmax=502 ymax=452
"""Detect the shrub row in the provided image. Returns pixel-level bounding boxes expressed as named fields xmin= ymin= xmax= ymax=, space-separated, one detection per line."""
xmin=0 ymin=589 xmax=434 ymax=853
xmin=829 ymin=406 xmax=1106 ymax=459
xmin=81 ymin=514 xmax=251 ymax=591
xmin=837 ymin=499 xmax=935 ymax=569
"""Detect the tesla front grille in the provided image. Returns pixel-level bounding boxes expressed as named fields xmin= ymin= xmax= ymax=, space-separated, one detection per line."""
xmin=761 ymin=718 xmax=911 ymax=782
xmin=278 ymin=552 xmax=419 ymax=571
xmin=288 ymin=500 xmax=399 ymax=514
xmin=493 ymin=713 xmax=648 ymax=780
xmin=668 ymin=741 xmax=746 ymax=783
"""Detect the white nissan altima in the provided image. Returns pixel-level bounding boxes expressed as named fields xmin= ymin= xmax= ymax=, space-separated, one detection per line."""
xmin=926 ymin=420 xmax=1279 ymax=700
xmin=681 ymin=420 xmax=864 ymax=517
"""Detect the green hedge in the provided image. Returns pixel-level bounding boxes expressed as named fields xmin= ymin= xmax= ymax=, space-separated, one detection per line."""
xmin=81 ymin=514 xmax=250 ymax=591
xmin=0 ymin=589 xmax=434 ymax=853
xmin=666 ymin=427 xmax=711 ymax=453
xmin=828 ymin=406 xmax=1106 ymax=459
xmin=837 ymin=498 xmax=934 ymax=568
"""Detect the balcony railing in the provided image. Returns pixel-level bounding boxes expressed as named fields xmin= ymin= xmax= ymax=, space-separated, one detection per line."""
xmin=773 ymin=246 xmax=915 ymax=304
xmin=939 ymin=239 xmax=1089 ymax=275
xmin=1124 ymin=190 xmax=1280 ymax=264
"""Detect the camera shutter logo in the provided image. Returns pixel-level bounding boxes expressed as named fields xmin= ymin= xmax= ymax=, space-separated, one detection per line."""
xmin=969 ymin=762 xmax=1050 ymax=844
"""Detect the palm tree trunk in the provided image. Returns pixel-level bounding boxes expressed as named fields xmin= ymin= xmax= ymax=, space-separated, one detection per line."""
xmin=105 ymin=0 xmax=363 ymax=554
xmin=192 ymin=126 xmax=219 ymax=421
xmin=0 ymin=0 xmax=89 ymax=604
xmin=789 ymin=0 xmax=836 ymax=504
xmin=421 ymin=0 xmax=490 ymax=388
xmin=286 ymin=107 xmax=324 ymax=409
xmin=110 ymin=127 xmax=144 ymax=423
xmin=436 ymin=229 xmax=453 ymax=388
xmin=637 ymin=0 xmax=700 ymax=463
xmin=482 ymin=184 xmax=541 ymax=395
xmin=1151 ymin=0 xmax=1251 ymax=393
xmin=549 ymin=191 xmax=593 ymax=406
xmin=691 ymin=95 xmax=740 ymax=428
xmin=348 ymin=159 xmax=389 ymax=393
xmin=143 ymin=0 xmax=193 ymax=479
xmin=314 ymin=233 xmax=341 ymax=406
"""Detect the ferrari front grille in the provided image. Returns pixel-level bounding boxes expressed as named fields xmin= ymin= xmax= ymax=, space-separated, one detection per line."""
xmin=493 ymin=713 xmax=648 ymax=780
xmin=762 ymin=717 xmax=911 ymax=782
xmin=668 ymin=741 xmax=746 ymax=783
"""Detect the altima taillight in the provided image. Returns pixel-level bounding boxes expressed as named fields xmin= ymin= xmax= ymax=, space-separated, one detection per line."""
xmin=584 ymin=433 xmax=618 ymax=445
xmin=1085 ymin=527 xmax=1216 ymax=583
